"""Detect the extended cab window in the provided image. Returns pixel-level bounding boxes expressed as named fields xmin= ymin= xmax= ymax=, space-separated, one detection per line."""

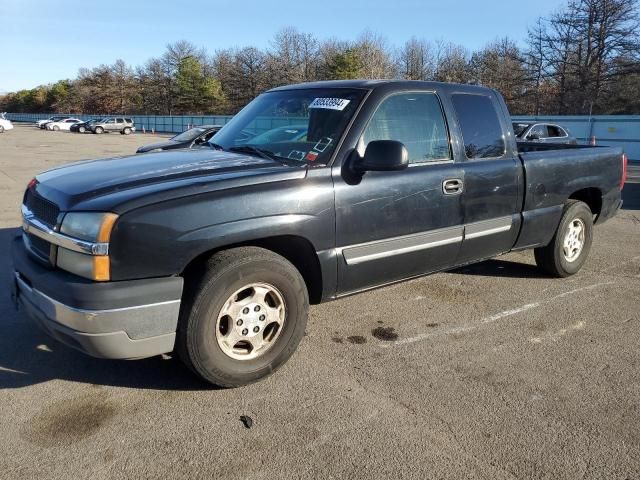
xmin=451 ymin=94 xmax=505 ymax=159
xmin=362 ymin=93 xmax=450 ymax=164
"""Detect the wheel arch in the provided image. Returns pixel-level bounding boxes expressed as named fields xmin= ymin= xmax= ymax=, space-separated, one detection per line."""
xmin=180 ymin=234 xmax=324 ymax=305
xmin=568 ymin=187 xmax=602 ymax=218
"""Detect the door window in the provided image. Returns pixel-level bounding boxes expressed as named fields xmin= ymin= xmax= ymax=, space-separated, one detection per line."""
xmin=362 ymin=93 xmax=451 ymax=164
xmin=529 ymin=124 xmax=547 ymax=139
xmin=451 ymin=94 xmax=506 ymax=159
xmin=547 ymin=125 xmax=566 ymax=137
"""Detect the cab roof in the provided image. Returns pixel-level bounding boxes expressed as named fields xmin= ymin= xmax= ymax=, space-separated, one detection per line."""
xmin=268 ymin=79 xmax=494 ymax=95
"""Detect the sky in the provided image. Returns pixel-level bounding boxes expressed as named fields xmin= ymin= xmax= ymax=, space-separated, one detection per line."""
xmin=0 ymin=0 xmax=563 ymax=93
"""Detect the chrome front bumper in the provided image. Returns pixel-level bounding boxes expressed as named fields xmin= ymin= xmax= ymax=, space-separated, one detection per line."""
xmin=13 ymin=269 xmax=181 ymax=360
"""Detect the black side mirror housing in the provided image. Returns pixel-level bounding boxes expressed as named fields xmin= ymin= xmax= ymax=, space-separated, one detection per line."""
xmin=355 ymin=140 xmax=409 ymax=172
xmin=528 ymin=133 xmax=540 ymax=140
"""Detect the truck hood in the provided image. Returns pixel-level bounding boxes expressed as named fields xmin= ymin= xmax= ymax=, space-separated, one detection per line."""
xmin=34 ymin=148 xmax=305 ymax=212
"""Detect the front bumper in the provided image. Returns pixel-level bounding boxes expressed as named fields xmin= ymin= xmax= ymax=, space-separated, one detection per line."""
xmin=11 ymin=236 xmax=183 ymax=359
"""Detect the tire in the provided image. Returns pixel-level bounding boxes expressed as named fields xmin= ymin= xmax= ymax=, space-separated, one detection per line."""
xmin=52 ymin=125 xmax=60 ymax=131
xmin=534 ymin=200 xmax=593 ymax=277
xmin=94 ymin=126 xmax=104 ymax=134
xmin=123 ymin=127 xmax=131 ymax=135
xmin=177 ymin=246 xmax=309 ymax=387
xmin=0 ymin=126 xmax=4 ymax=133
xmin=79 ymin=126 xmax=86 ymax=133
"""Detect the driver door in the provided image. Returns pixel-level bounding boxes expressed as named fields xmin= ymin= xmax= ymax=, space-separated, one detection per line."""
xmin=333 ymin=92 xmax=464 ymax=295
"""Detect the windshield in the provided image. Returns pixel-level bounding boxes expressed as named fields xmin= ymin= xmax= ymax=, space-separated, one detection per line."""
xmin=173 ymin=127 xmax=207 ymax=142
xmin=512 ymin=122 xmax=531 ymax=137
xmin=210 ymin=88 xmax=367 ymax=165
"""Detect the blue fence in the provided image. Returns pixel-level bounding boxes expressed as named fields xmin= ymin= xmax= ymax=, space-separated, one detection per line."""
xmin=512 ymin=115 xmax=640 ymax=160
xmin=5 ymin=113 xmax=235 ymax=134
xmin=6 ymin=112 xmax=640 ymax=159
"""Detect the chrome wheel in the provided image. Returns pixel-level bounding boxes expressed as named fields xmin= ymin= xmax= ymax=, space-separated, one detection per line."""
xmin=215 ymin=283 xmax=286 ymax=360
xmin=562 ymin=218 xmax=585 ymax=262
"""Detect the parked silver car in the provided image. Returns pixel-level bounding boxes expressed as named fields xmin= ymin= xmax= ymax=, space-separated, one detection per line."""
xmin=91 ymin=117 xmax=135 ymax=135
xmin=513 ymin=122 xmax=577 ymax=144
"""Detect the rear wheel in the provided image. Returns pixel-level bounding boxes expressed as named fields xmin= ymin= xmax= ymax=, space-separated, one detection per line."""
xmin=534 ymin=200 xmax=593 ymax=277
xmin=94 ymin=126 xmax=104 ymax=134
xmin=177 ymin=247 xmax=309 ymax=387
xmin=52 ymin=125 xmax=60 ymax=131
xmin=0 ymin=125 xmax=4 ymax=133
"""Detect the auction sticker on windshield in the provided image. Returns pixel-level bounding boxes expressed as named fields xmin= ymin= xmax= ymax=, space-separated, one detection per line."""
xmin=309 ymin=98 xmax=351 ymax=110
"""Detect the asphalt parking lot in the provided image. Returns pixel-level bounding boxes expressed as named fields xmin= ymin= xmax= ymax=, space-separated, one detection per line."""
xmin=0 ymin=124 xmax=639 ymax=479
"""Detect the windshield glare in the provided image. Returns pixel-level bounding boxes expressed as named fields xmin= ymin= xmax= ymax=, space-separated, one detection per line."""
xmin=173 ymin=127 xmax=207 ymax=142
xmin=210 ymin=88 xmax=366 ymax=164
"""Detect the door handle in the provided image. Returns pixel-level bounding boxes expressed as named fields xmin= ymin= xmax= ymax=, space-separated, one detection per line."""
xmin=442 ymin=178 xmax=463 ymax=195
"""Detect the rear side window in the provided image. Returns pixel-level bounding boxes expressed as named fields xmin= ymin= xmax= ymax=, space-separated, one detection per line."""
xmin=451 ymin=94 xmax=505 ymax=159
xmin=547 ymin=125 xmax=566 ymax=137
xmin=362 ymin=92 xmax=450 ymax=164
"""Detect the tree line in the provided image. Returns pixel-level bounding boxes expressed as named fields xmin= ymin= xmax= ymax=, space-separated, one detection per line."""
xmin=2 ymin=0 xmax=639 ymax=116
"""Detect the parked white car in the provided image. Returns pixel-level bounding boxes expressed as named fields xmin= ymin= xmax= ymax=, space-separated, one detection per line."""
xmin=0 ymin=113 xmax=14 ymax=133
xmin=46 ymin=118 xmax=82 ymax=131
xmin=35 ymin=116 xmax=67 ymax=129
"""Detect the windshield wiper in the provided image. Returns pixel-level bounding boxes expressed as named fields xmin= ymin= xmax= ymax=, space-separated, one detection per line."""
xmin=228 ymin=145 xmax=298 ymax=166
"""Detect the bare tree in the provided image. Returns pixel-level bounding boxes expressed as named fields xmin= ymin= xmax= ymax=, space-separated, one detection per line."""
xmin=434 ymin=41 xmax=471 ymax=83
xmin=267 ymin=27 xmax=320 ymax=86
xmin=396 ymin=37 xmax=436 ymax=80
xmin=352 ymin=30 xmax=396 ymax=78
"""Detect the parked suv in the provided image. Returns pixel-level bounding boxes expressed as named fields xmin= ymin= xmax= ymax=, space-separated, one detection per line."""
xmin=92 ymin=117 xmax=135 ymax=135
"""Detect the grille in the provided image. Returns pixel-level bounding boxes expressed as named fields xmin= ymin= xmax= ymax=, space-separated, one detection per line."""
xmin=26 ymin=232 xmax=52 ymax=260
xmin=24 ymin=190 xmax=60 ymax=227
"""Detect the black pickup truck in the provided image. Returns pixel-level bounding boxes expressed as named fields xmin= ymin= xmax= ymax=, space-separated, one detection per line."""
xmin=12 ymin=80 xmax=627 ymax=387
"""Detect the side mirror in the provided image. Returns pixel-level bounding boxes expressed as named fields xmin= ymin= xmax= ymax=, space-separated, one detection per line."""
xmin=527 ymin=133 xmax=540 ymax=140
xmin=355 ymin=140 xmax=409 ymax=172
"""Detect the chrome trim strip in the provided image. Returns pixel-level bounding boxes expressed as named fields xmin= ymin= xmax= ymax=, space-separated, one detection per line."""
xmin=338 ymin=216 xmax=514 ymax=265
xmin=21 ymin=205 xmax=109 ymax=256
xmin=341 ymin=226 xmax=464 ymax=265
xmin=464 ymin=216 xmax=513 ymax=240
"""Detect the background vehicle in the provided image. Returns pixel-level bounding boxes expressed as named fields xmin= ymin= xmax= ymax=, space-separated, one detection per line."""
xmin=46 ymin=118 xmax=82 ymax=131
xmin=70 ymin=118 xmax=100 ymax=133
xmin=12 ymin=80 xmax=625 ymax=388
xmin=513 ymin=122 xmax=577 ymax=144
xmin=0 ymin=112 xmax=14 ymax=133
xmin=36 ymin=116 xmax=67 ymax=129
xmin=91 ymin=117 xmax=135 ymax=134
xmin=136 ymin=125 xmax=222 ymax=153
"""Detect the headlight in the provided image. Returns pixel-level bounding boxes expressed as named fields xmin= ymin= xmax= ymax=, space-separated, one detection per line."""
xmin=57 ymin=212 xmax=118 ymax=281
xmin=60 ymin=212 xmax=118 ymax=242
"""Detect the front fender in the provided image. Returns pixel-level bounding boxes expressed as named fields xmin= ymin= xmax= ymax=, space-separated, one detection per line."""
xmin=108 ymin=177 xmax=335 ymax=281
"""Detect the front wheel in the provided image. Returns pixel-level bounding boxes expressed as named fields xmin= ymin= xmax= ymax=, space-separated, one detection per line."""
xmin=177 ymin=247 xmax=309 ymax=387
xmin=79 ymin=126 xmax=86 ymax=133
xmin=0 ymin=125 xmax=4 ymax=133
xmin=52 ymin=125 xmax=60 ymax=131
xmin=123 ymin=127 xmax=132 ymax=135
xmin=534 ymin=200 xmax=593 ymax=277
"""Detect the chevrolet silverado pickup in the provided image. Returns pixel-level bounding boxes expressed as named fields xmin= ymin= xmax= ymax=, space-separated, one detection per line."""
xmin=11 ymin=80 xmax=627 ymax=387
